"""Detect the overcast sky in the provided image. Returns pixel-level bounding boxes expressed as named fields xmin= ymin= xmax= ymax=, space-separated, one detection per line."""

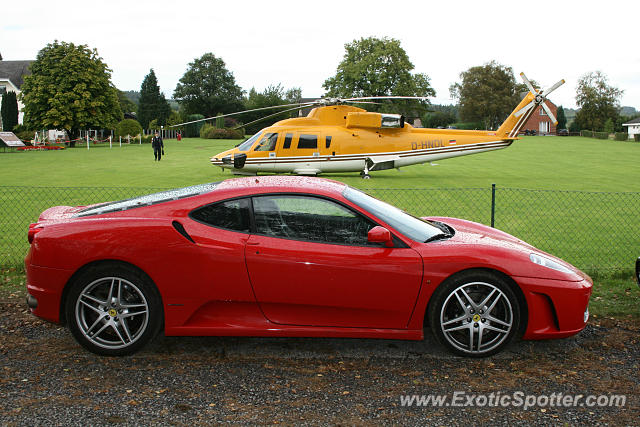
xmin=3 ymin=0 xmax=639 ymax=110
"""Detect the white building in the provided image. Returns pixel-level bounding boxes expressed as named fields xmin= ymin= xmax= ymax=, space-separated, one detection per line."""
xmin=0 ymin=52 xmax=33 ymax=126
xmin=622 ymin=117 xmax=640 ymax=139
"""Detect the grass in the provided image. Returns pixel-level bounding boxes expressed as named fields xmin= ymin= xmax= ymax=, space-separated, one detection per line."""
xmin=0 ymin=135 xmax=639 ymax=191
xmin=1 ymin=135 xmax=639 ymax=316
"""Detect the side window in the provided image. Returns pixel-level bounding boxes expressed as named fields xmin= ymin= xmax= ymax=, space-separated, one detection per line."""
xmin=297 ymin=134 xmax=317 ymax=149
xmin=253 ymin=195 xmax=377 ymax=246
xmin=190 ymin=198 xmax=250 ymax=233
xmin=325 ymin=135 xmax=332 ymax=149
xmin=283 ymin=133 xmax=293 ymax=149
xmin=254 ymin=133 xmax=278 ymax=151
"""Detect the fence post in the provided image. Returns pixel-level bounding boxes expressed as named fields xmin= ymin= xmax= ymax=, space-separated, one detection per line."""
xmin=491 ymin=183 xmax=496 ymax=228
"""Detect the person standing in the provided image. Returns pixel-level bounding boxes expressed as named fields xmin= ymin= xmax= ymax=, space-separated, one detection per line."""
xmin=151 ymin=131 xmax=164 ymax=161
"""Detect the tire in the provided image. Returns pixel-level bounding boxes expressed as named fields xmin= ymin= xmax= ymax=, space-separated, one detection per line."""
xmin=429 ymin=271 xmax=521 ymax=357
xmin=65 ymin=263 xmax=163 ymax=356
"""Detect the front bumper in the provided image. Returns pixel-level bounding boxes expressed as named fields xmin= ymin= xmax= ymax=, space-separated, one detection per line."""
xmin=516 ymin=276 xmax=593 ymax=340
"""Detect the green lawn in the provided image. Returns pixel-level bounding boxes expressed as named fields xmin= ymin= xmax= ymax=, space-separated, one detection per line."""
xmin=1 ymin=136 xmax=639 ymax=191
xmin=1 ymin=135 xmax=639 ymax=316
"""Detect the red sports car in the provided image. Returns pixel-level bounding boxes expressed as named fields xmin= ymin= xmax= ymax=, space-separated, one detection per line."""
xmin=25 ymin=177 xmax=592 ymax=357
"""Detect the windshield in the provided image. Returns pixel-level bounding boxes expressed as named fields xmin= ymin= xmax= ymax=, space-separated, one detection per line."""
xmin=343 ymin=187 xmax=442 ymax=243
xmin=75 ymin=182 xmax=220 ymax=217
xmin=237 ymin=132 xmax=262 ymax=151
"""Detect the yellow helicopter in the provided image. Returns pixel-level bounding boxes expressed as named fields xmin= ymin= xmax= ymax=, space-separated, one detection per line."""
xmin=176 ymin=73 xmax=564 ymax=179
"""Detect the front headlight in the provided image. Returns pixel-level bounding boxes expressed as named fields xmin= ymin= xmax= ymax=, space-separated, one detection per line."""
xmin=530 ymin=253 xmax=573 ymax=274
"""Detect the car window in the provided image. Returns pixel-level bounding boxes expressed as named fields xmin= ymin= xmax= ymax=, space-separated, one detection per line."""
xmin=252 ymin=195 xmax=376 ymax=246
xmin=254 ymin=133 xmax=278 ymax=151
xmin=190 ymin=198 xmax=250 ymax=233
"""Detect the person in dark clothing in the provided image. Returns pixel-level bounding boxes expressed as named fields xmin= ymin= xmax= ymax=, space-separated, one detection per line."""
xmin=151 ymin=132 xmax=164 ymax=161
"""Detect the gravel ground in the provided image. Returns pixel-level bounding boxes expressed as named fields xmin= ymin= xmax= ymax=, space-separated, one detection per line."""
xmin=1 ymin=291 xmax=638 ymax=426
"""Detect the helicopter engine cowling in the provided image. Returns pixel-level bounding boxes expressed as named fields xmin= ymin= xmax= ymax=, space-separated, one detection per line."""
xmin=346 ymin=112 xmax=405 ymax=129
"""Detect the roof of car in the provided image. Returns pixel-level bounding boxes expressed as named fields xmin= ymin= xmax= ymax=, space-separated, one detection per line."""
xmin=216 ymin=176 xmax=347 ymax=194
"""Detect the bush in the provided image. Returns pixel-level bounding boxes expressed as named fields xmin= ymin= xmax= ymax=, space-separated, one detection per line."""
xmin=634 ymin=134 xmax=640 ymax=142
xmin=116 ymin=119 xmax=142 ymax=138
xmin=614 ymin=132 xmax=628 ymax=141
xmin=582 ymin=130 xmax=593 ymax=137
xmin=141 ymin=135 xmax=152 ymax=144
xmin=594 ymin=132 xmax=609 ymax=140
xmin=200 ymin=124 xmax=243 ymax=139
xmin=450 ymin=122 xmax=484 ymax=130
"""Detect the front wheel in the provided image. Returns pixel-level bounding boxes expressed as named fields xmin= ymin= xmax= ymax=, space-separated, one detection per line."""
xmin=65 ymin=263 xmax=163 ymax=356
xmin=429 ymin=272 xmax=521 ymax=357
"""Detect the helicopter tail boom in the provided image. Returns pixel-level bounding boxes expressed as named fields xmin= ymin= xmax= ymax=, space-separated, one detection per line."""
xmin=496 ymin=73 xmax=565 ymax=139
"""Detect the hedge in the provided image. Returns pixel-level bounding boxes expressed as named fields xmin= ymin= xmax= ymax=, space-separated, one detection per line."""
xmin=635 ymin=134 xmax=640 ymax=142
xmin=593 ymin=132 xmax=609 ymax=140
xmin=200 ymin=124 xmax=243 ymax=139
xmin=614 ymin=132 xmax=628 ymax=141
xmin=582 ymin=130 xmax=593 ymax=137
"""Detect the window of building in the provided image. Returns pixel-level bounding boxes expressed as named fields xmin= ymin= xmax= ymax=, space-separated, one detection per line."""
xmin=190 ymin=198 xmax=251 ymax=233
xmin=297 ymin=134 xmax=317 ymax=149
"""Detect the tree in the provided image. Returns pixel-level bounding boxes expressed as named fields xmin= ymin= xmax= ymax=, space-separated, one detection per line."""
xmin=241 ymin=84 xmax=302 ymax=134
xmin=138 ymin=69 xmax=170 ymax=128
xmin=117 ymin=90 xmax=138 ymax=114
xmin=1 ymin=91 xmax=19 ymax=131
xmin=449 ymin=61 xmax=526 ymax=130
xmin=173 ymin=53 xmax=244 ymax=118
xmin=574 ymin=71 xmax=623 ymax=132
xmin=20 ymin=41 xmax=122 ymax=146
xmin=322 ymin=37 xmax=434 ymax=116
xmin=556 ymin=106 xmax=567 ymax=129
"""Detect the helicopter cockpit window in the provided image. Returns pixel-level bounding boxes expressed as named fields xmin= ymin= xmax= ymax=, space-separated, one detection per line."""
xmin=254 ymin=133 xmax=278 ymax=151
xmin=283 ymin=133 xmax=293 ymax=149
xmin=298 ymin=134 xmax=317 ymax=149
xmin=325 ymin=135 xmax=332 ymax=149
xmin=237 ymin=132 xmax=261 ymax=151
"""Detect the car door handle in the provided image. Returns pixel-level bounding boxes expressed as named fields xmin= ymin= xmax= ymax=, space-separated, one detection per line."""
xmin=246 ymin=242 xmax=260 ymax=246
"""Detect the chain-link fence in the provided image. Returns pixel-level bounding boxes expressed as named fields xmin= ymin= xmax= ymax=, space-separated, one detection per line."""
xmin=2 ymin=185 xmax=639 ymax=273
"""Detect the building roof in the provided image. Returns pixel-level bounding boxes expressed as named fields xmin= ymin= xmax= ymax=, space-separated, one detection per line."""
xmin=622 ymin=117 xmax=640 ymax=126
xmin=0 ymin=60 xmax=33 ymax=89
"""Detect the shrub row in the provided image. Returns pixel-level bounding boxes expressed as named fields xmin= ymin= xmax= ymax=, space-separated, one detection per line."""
xmin=635 ymin=134 xmax=640 ymax=142
xmin=614 ymin=132 xmax=628 ymax=141
xmin=594 ymin=132 xmax=609 ymax=140
xmin=200 ymin=124 xmax=243 ymax=139
xmin=582 ymin=130 xmax=593 ymax=137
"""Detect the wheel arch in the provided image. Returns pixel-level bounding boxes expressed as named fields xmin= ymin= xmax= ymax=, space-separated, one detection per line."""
xmin=59 ymin=259 xmax=164 ymax=326
xmin=424 ymin=267 xmax=528 ymax=336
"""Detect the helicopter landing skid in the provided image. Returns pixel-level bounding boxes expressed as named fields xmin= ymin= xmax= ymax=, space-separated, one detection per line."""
xmin=360 ymin=166 xmax=371 ymax=179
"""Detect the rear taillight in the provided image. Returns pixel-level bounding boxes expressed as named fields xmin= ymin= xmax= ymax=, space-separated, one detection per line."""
xmin=28 ymin=223 xmax=43 ymax=244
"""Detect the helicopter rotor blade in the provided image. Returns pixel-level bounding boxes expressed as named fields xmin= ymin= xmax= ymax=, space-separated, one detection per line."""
xmin=514 ymin=101 xmax=535 ymax=117
xmin=519 ymin=72 xmax=538 ymax=95
xmin=344 ymin=96 xmax=430 ymax=102
xmin=169 ymin=102 xmax=319 ymax=128
xmin=540 ymin=79 xmax=565 ymax=97
xmin=232 ymin=105 xmax=312 ymax=130
xmin=344 ymin=100 xmax=383 ymax=105
xmin=541 ymin=102 xmax=558 ymax=125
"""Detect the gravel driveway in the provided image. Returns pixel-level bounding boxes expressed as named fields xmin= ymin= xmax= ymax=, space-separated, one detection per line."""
xmin=1 ymin=291 xmax=638 ymax=426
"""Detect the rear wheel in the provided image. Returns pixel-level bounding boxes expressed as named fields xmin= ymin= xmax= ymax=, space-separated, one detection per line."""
xmin=429 ymin=272 xmax=521 ymax=357
xmin=65 ymin=264 xmax=162 ymax=356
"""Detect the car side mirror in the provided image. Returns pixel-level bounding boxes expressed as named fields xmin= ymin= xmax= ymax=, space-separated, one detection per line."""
xmin=368 ymin=226 xmax=394 ymax=248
